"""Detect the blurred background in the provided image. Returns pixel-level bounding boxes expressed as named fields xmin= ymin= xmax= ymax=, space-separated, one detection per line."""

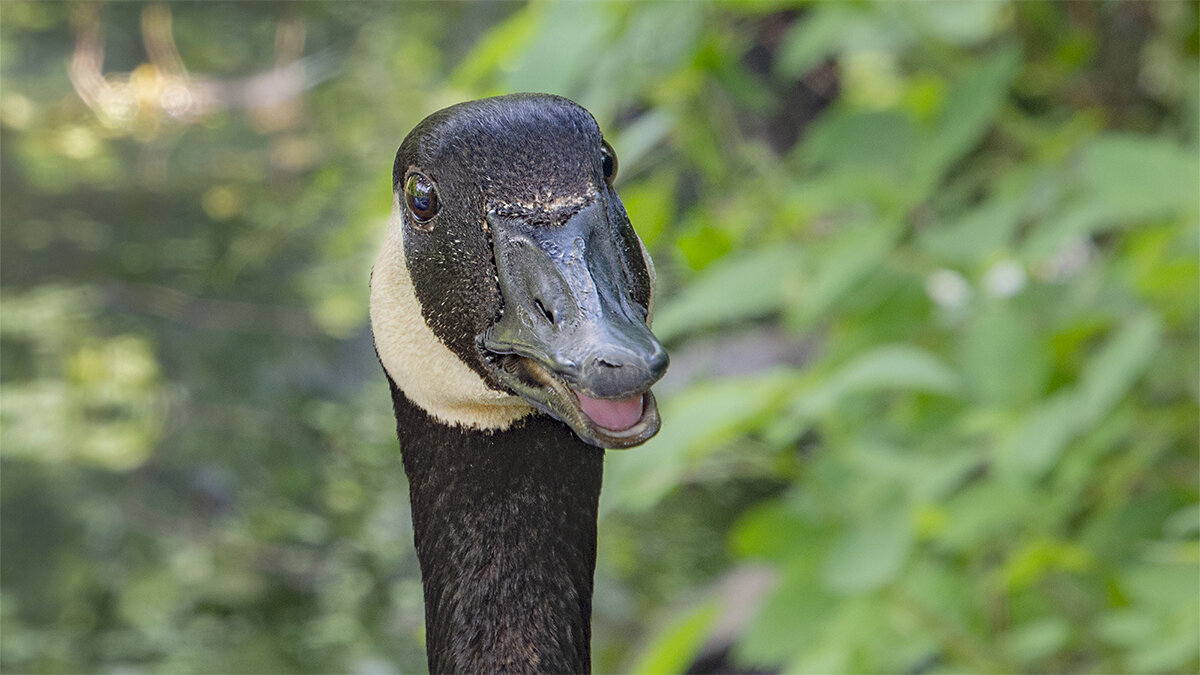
xmin=1 ymin=2 xmax=1197 ymax=673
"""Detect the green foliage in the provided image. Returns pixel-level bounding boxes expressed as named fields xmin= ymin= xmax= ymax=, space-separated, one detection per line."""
xmin=651 ymin=246 xmax=803 ymax=342
xmin=2 ymin=1 xmax=1197 ymax=674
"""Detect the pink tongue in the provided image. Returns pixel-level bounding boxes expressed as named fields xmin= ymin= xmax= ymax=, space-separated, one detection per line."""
xmin=575 ymin=392 xmax=644 ymax=431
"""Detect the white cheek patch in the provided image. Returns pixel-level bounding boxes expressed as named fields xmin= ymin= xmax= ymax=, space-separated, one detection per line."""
xmin=369 ymin=193 xmax=533 ymax=431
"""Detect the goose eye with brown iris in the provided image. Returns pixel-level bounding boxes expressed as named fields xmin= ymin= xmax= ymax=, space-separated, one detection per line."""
xmin=404 ymin=172 xmax=439 ymax=226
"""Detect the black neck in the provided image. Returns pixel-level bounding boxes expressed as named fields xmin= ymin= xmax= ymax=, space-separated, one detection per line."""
xmin=388 ymin=379 xmax=603 ymax=674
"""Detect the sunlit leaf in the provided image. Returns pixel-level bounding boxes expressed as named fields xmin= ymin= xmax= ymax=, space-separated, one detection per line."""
xmin=500 ymin=3 xmax=618 ymax=98
xmin=621 ymin=172 xmax=675 ymax=249
xmin=731 ymin=499 xmax=817 ymax=564
xmin=803 ymin=110 xmax=915 ymax=177
xmin=788 ymin=220 xmax=903 ymax=328
xmin=1001 ymin=538 xmax=1092 ymax=590
xmin=629 ymin=601 xmax=721 ymax=675
xmin=1025 ymin=135 xmax=1199 ymax=259
xmin=821 ymin=504 xmax=913 ymax=593
xmin=611 ymin=109 xmax=675 ymax=183
xmin=795 ymin=343 xmax=961 ymax=419
xmin=959 ymin=302 xmax=1050 ymax=407
xmin=1002 ymin=617 xmax=1071 ymax=665
xmin=825 ymin=343 xmax=961 ymax=397
xmin=767 ymin=343 xmax=961 ymax=449
xmin=601 ymin=372 xmax=796 ymax=515
xmin=996 ymin=391 xmax=1082 ymax=477
xmin=1099 ymin=564 xmax=1200 ymax=672
xmin=734 ymin=553 xmax=835 ymax=669
xmin=1082 ymin=134 xmax=1200 ymax=222
xmin=1075 ymin=312 xmax=1163 ymax=424
xmin=899 ymin=1 xmax=1008 ymax=46
xmin=652 ymin=246 xmax=803 ymax=343
xmin=915 ymin=44 xmax=1021 ymax=182
xmin=451 ymin=6 xmax=545 ymax=90
xmin=938 ymin=480 xmax=1034 ymax=553
xmin=917 ymin=171 xmax=1027 ymax=263
xmin=776 ymin=6 xmax=858 ymax=78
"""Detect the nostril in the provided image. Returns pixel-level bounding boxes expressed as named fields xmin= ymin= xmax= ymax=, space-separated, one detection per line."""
xmin=533 ymin=298 xmax=555 ymax=324
xmin=580 ymin=348 xmax=667 ymax=398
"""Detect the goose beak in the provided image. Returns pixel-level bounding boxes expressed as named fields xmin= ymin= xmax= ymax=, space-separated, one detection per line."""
xmin=478 ymin=200 xmax=668 ymax=449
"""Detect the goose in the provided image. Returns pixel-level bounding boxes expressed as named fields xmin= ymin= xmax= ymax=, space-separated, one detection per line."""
xmin=369 ymin=93 xmax=669 ymax=673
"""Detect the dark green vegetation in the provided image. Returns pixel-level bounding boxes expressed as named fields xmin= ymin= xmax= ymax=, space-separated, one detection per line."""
xmin=2 ymin=2 xmax=1196 ymax=673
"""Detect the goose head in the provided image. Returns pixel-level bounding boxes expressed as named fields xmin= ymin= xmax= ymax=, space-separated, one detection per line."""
xmin=370 ymin=94 xmax=668 ymax=448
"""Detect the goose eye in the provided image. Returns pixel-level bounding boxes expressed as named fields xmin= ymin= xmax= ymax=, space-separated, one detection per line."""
xmin=600 ymin=140 xmax=618 ymax=184
xmin=404 ymin=172 xmax=439 ymax=225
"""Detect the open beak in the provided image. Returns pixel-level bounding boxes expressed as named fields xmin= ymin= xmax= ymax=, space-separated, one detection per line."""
xmin=478 ymin=199 xmax=668 ymax=449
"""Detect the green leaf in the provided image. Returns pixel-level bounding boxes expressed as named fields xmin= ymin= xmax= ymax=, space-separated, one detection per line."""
xmin=1021 ymin=197 xmax=1112 ymax=261
xmin=774 ymin=344 xmax=961 ymax=444
xmin=629 ymin=601 xmax=721 ymax=675
xmin=1096 ymin=610 xmax=1158 ymax=650
xmin=735 ymin=555 xmax=834 ymax=669
xmin=1082 ymin=134 xmax=1200 ymax=222
xmin=938 ymin=480 xmax=1034 ymax=552
xmin=621 ymin=171 xmax=676 ymax=249
xmin=775 ymin=6 xmax=859 ymax=78
xmin=731 ymin=499 xmax=817 ymax=564
xmin=611 ymin=109 xmax=674 ymax=183
xmin=996 ymin=391 xmax=1082 ymax=478
xmin=900 ymin=1 xmax=1008 ymax=46
xmin=450 ymin=6 xmax=545 ymax=90
xmin=1099 ymin=564 xmax=1200 ymax=672
xmin=500 ymin=3 xmax=619 ymax=98
xmin=821 ymin=505 xmax=913 ymax=593
xmin=1075 ymin=312 xmax=1162 ymax=424
xmin=674 ymin=220 xmax=735 ymax=271
xmin=996 ymin=313 xmax=1161 ymax=476
xmin=915 ymin=45 xmax=1022 ymax=184
xmin=1121 ymin=563 xmax=1200 ymax=613
xmin=601 ymin=372 xmax=796 ymax=515
xmin=1162 ymin=504 xmax=1200 ymax=539
xmin=1003 ymin=617 xmax=1071 ymax=664
xmin=1025 ymin=136 xmax=1199 ymax=259
xmin=959 ymin=302 xmax=1051 ymax=407
xmin=897 ymin=557 xmax=973 ymax=637
xmin=789 ymin=220 xmax=903 ymax=328
xmin=652 ymin=246 xmax=803 ymax=343
xmin=826 ymin=343 xmax=962 ymax=397
xmin=917 ymin=171 xmax=1026 ymax=264
xmin=1001 ymin=538 xmax=1092 ymax=590
xmin=803 ymin=110 xmax=916 ymax=177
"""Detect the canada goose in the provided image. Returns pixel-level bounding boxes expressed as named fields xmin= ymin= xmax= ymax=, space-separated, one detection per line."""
xmin=370 ymin=93 xmax=668 ymax=673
